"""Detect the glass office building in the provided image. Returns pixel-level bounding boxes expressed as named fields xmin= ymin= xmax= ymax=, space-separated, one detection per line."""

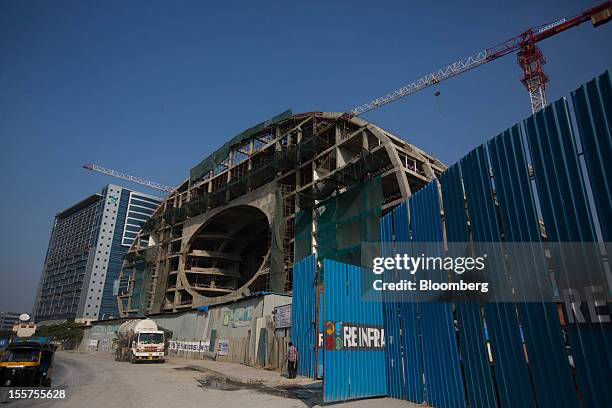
xmin=33 ymin=184 xmax=161 ymax=323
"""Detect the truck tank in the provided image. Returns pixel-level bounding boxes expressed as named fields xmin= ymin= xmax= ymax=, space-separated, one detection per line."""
xmin=114 ymin=319 xmax=165 ymax=363
xmin=117 ymin=319 xmax=159 ymax=340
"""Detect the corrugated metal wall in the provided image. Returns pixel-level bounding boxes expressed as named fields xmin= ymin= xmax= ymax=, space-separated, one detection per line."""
xmin=380 ymin=211 xmax=406 ymax=400
xmin=311 ymin=69 xmax=610 ymax=406
xmin=524 ymin=95 xmax=611 ymax=407
xmin=461 ymin=145 xmax=535 ymax=408
xmin=572 ymin=69 xmax=612 ymax=241
xmin=377 ymin=69 xmax=611 ymax=408
xmin=291 ymin=255 xmax=316 ymax=378
xmin=412 ymin=183 xmax=466 ymax=408
xmin=381 ymin=184 xmax=466 ymax=408
xmin=440 ymin=164 xmax=499 ymax=408
xmin=322 ymin=259 xmax=387 ymax=402
xmin=568 ymin=70 xmax=612 ymax=406
xmin=382 ymin=201 xmax=426 ymax=402
xmin=488 ymin=125 xmax=577 ymax=408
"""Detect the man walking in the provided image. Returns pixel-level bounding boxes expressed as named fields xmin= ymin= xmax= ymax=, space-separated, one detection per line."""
xmin=286 ymin=341 xmax=298 ymax=379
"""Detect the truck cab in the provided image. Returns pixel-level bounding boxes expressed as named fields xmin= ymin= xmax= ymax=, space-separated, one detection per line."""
xmin=115 ymin=319 xmax=166 ymax=363
xmin=130 ymin=331 xmax=165 ymax=362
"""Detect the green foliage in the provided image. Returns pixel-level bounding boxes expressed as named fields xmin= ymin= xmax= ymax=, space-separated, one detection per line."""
xmin=35 ymin=321 xmax=85 ymax=349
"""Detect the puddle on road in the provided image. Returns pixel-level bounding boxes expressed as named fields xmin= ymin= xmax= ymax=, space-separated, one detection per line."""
xmin=197 ymin=374 xmax=322 ymax=406
xmin=174 ymin=365 xmax=321 ymax=405
xmin=196 ymin=377 xmax=241 ymax=391
xmin=173 ymin=366 xmax=202 ymax=372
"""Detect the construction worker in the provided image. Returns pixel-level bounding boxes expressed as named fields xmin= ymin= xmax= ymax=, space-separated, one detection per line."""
xmin=286 ymin=341 xmax=298 ymax=379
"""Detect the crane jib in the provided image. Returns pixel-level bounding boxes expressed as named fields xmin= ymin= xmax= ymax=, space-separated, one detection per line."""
xmin=538 ymin=18 xmax=567 ymax=34
xmin=348 ymin=1 xmax=611 ymax=116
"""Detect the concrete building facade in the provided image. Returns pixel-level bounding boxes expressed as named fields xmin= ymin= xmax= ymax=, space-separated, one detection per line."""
xmin=79 ymin=293 xmax=292 ymax=369
xmin=117 ymin=111 xmax=445 ymax=316
xmin=0 ymin=312 xmax=22 ymax=331
xmin=33 ymin=184 xmax=161 ymax=323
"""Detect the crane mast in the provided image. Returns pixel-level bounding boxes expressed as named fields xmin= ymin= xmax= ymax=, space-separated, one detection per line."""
xmin=351 ymin=1 xmax=612 ymax=115
xmin=82 ymin=163 xmax=175 ymax=193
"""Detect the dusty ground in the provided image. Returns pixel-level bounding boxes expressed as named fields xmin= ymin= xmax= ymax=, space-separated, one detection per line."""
xmin=3 ymin=351 xmax=421 ymax=408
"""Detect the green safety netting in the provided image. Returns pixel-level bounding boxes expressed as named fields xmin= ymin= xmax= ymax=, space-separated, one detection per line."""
xmin=124 ymin=251 xmax=142 ymax=263
xmin=228 ymin=177 xmax=248 ymax=198
xmin=208 ymin=188 xmax=228 ymax=207
xmin=273 ymin=145 xmax=298 ymax=172
xmin=269 ymin=187 xmax=286 ymax=291
xmin=247 ymin=164 xmax=277 ymax=189
xmin=297 ymin=130 xmax=328 ymax=162
xmin=294 ymin=209 xmax=313 ymax=262
xmin=141 ymin=217 xmax=162 ymax=233
xmin=125 ymin=247 xmax=159 ymax=316
xmin=128 ymin=260 xmax=148 ymax=316
xmin=330 ymin=149 xmax=388 ymax=185
xmin=185 ymin=194 xmax=209 ymax=216
xmin=190 ymin=109 xmax=293 ymax=184
xmin=162 ymin=207 xmax=188 ymax=225
xmin=316 ymin=176 xmax=383 ymax=266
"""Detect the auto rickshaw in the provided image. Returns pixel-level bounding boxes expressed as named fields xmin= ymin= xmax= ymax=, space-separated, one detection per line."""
xmin=0 ymin=340 xmax=55 ymax=387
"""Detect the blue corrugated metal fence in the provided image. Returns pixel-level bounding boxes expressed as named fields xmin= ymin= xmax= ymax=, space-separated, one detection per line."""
xmin=291 ymin=255 xmax=316 ymax=378
xmin=525 ymin=96 xmax=611 ymax=407
xmin=376 ymin=68 xmax=611 ymax=407
xmin=322 ymin=259 xmax=387 ymax=402
xmin=312 ymin=68 xmax=611 ymax=407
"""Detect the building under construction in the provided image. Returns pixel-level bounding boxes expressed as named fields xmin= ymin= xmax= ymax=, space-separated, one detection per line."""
xmin=117 ymin=110 xmax=445 ymax=317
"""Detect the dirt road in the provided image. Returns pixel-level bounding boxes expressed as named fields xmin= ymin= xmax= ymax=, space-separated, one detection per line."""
xmin=4 ymin=352 xmax=418 ymax=408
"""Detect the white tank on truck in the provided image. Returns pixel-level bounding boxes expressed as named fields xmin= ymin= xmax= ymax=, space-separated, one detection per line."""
xmin=115 ymin=319 xmax=165 ymax=363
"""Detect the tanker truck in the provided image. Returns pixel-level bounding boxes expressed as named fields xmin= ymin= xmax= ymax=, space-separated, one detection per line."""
xmin=115 ymin=319 xmax=165 ymax=363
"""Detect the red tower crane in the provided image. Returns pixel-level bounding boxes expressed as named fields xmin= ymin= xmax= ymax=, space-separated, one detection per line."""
xmin=351 ymin=1 xmax=612 ymax=115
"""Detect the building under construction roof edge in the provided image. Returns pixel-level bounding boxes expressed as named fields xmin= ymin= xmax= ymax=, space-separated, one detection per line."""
xmin=116 ymin=110 xmax=446 ymax=318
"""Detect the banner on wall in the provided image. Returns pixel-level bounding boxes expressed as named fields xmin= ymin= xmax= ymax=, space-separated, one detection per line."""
xmin=217 ymin=339 xmax=229 ymax=356
xmin=168 ymin=340 xmax=210 ymax=353
xmin=274 ymin=304 xmax=292 ymax=329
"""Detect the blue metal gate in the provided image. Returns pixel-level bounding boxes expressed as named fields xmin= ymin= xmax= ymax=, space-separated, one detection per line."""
xmin=291 ymin=255 xmax=316 ymax=378
xmin=322 ymin=259 xmax=387 ymax=402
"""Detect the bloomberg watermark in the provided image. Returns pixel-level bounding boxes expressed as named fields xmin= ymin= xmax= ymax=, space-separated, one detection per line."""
xmin=360 ymin=242 xmax=612 ymax=311
xmin=372 ymin=253 xmax=489 ymax=294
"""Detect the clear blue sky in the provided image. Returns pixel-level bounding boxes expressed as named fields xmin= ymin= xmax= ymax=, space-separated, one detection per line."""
xmin=1 ymin=0 xmax=610 ymax=312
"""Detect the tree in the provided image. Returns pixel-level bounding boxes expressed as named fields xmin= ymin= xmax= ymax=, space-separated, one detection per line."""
xmin=35 ymin=321 xmax=85 ymax=350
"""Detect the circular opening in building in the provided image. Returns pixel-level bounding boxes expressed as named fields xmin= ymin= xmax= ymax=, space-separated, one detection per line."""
xmin=184 ymin=205 xmax=270 ymax=297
